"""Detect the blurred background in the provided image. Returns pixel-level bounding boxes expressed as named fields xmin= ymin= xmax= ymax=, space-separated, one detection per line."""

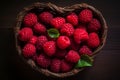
xmin=0 ymin=0 xmax=120 ymax=80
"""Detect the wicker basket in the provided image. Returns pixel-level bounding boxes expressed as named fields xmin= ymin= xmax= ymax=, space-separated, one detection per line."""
xmin=14 ymin=2 xmax=108 ymax=78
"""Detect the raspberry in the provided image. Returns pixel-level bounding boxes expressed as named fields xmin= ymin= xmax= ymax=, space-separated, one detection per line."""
xmin=33 ymin=23 xmax=46 ymax=34
xmin=57 ymin=36 xmax=70 ymax=49
xmin=22 ymin=44 xmax=36 ymax=58
xmin=87 ymin=32 xmax=100 ymax=48
xmin=65 ymin=50 xmax=80 ymax=63
xmin=60 ymin=23 xmax=74 ymax=36
xmin=79 ymin=9 xmax=93 ymax=23
xmin=55 ymin=49 xmax=67 ymax=59
xmin=23 ymin=13 xmax=37 ymax=27
xmin=18 ymin=27 xmax=33 ymax=41
xmin=50 ymin=17 xmax=65 ymax=29
xmin=79 ymin=45 xmax=92 ymax=56
xmin=61 ymin=60 xmax=73 ymax=72
xmin=43 ymin=41 xmax=56 ymax=56
xmin=74 ymin=28 xmax=89 ymax=44
xmin=28 ymin=36 xmax=37 ymax=45
xmin=36 ymin=35 xmax=48 ymax=50
xmin=39 ymin=11 xmax=53 ymax=24
xmin=66 ymin=13 xmax=78 ymax=26
xmin=69 ymin=38 xmax=80 ymax=51
xmin=88 ymin=18 xmax=101 ymax=32
xmin=37 ymin=54 xmax=51 ymax=68
xmin=50 ymin=59 xmax=61 ymax=73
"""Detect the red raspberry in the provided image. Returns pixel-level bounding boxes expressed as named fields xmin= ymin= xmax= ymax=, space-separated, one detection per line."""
xmin=28 ymin=36 xmax=37 ymax=45
xmin=65 ymin=50 xmax=80 ymax=63
xmin=66 ymin=13 xmax=78 ymax=26
xmin=74 ymin=28 xmax=89 ymax=44
xmin=23 ymin=13 xmax=37 ymax=27
xmin=50 ymin=17 xmax=65 ymax=29
xmin=22 ymin=44 xmax=36 ymax=58
xmin=79 ymin=9 xmax=93 ymax=23
xmin=88 ymin=18 xmax=101 ymax=32
xmin=87 ymin=32 xmax=100 ymax=48
xmin=55 ymin=49 xmax=67 ymax=59
xmin=18 ymin=27 xmax=33 ymax=41
xmin=37 ymin=54 xmax=51 ymax=68
xmin=60 ymin=23 xmax=74 ymax=36
xmin=36 ymin=35 xmax=48 ymax=50
xmin=50 ymin=59 xmax=61 ymax=73
xmin=43 ymin=41 xmax=56 ymax=56
xmin=57 ymin=36 xmax=70 ymax=49
xmin=33 ymin=23 xmax=46 ymax=34
xmin=70 ymin=38 xmax=80 ymax=51
xmin=39 ymin=11 xmax=53 ymax=24
xmin=79 ymin=45 xmax=92 ymax=56
xmin=61 ymin=60 xmax=73 ymax=72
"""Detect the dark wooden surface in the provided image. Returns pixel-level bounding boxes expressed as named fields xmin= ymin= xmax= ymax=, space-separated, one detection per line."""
xmin=0 ymin=0 xmax=120 ymax=80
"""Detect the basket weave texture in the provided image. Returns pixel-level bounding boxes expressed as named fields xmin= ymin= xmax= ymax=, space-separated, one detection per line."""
xmin=14 ymin=2 xmax=108 ymax=78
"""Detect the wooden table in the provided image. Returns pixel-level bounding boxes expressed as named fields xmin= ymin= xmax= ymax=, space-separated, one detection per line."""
xmin=0 ymin=0 xmax=120 ymax=80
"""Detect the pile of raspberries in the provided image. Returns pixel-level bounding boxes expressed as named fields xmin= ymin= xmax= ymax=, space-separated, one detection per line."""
xmin=18 ymin=9 xmax=101 ymax=73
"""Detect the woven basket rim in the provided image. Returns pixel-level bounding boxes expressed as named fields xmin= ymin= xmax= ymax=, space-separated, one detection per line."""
xmin=14 ymin=2 xmax=108 ymax=78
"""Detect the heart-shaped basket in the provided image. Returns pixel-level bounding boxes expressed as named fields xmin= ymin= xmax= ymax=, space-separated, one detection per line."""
xmin=14 ymin=2 xmax=108 ymax=78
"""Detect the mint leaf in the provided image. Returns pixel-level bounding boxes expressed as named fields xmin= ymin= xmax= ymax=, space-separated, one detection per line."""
xmin=47 ymin=28 xmax=60 ymax=38
xmin=75 ymin=55 xmax=93 ymax=68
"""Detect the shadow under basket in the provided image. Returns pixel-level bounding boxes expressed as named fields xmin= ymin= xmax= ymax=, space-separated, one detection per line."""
xmin=14 ymin=2 xmax=108 ymax=78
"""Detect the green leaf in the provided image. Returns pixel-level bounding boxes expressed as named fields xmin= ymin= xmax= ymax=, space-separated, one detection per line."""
xmin=75 ymin=54 xmax=93 ymax=68
xmin=47 ymin=28 xmax=60 ymax=38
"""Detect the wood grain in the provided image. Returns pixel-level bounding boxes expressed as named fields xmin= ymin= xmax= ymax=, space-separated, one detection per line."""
xmin=0 ymin=0 xmax=120 ymax=80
